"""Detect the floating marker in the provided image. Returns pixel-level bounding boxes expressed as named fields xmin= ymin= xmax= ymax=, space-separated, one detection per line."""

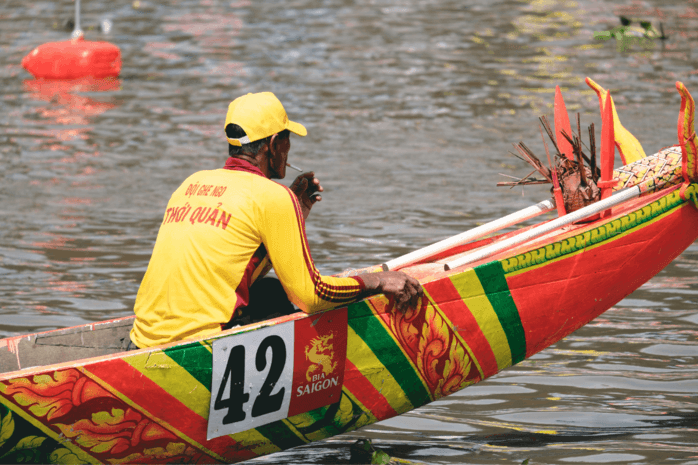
xmin=22 ymin=37 xmax=121 ymax=79
xmin=21 ymin=0 xmax=121 ymax=79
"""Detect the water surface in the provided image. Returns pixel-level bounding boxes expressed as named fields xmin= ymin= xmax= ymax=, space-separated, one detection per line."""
xmin=1 ymin=0 xmax=698 ymax=463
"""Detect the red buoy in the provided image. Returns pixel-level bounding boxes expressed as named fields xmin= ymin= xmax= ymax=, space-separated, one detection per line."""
xmin=22 ymin=36 xmax=121 ymax=79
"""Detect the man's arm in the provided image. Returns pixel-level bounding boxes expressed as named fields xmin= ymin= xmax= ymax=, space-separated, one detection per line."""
xmin=261 ymin=178 xmax=422 ymax=313
xmin=259 ymin=183 xmax=366 ymax=313
xmin=288 ymin=171 xmax=423 ymax=311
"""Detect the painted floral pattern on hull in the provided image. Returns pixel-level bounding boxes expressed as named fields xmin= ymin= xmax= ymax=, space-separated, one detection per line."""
xmin=0 ymin=369 xmax=210 ymax=464
xmin=371 ymin=295 xmax=481 ymax=400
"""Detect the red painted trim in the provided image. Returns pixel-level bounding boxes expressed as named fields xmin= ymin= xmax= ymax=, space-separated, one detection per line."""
xmin=600 ymin=92 xmax=615 ymax=203
xmin=84 ymin=359 xmax=254 ymax=462
xmin=423 ymin=279 xmax=497 ymax=378
xmin=509 ymin=202 xmax=698 ymax=358
xmin=343 ymin=359 xmax=397 ymax=419
xmin=554 ymin=86 xmax=574 ymax=160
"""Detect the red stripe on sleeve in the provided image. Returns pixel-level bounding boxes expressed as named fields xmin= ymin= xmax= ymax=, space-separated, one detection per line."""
xmin=283 ymin=187 xmax=363 ymax=303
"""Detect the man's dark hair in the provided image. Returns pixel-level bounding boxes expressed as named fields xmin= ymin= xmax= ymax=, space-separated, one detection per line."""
xmin=226 ymin=124 xmax=289 ymax=157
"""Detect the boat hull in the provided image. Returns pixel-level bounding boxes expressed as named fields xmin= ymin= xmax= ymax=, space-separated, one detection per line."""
xmin=2 ymin=179 xmax=698 ymax=463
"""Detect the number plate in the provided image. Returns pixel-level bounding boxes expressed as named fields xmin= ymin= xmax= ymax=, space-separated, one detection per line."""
xmin=207 ymin=323 xmax=294 ymax=439
xmin=207 ymin=308 xmax=348 ymax=440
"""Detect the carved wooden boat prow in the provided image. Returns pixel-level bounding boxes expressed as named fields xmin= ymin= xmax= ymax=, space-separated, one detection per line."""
xmin=2 ymin=80 xmax=698 ymax=464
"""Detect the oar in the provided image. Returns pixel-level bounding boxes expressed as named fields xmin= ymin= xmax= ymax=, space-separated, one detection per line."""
xmin=381 ymin=199 xmax=555 ymax=271
xmin=444 ymin=177 xmax=667 ymax=271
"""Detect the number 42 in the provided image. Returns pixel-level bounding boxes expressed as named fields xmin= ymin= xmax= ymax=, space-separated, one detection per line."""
xmin=213 ymin=335 xmax=287 ymax=424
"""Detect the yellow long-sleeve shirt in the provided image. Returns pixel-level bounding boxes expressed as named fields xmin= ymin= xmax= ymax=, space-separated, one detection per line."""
xmin=130 ymin=158 xmax=364 ymax=348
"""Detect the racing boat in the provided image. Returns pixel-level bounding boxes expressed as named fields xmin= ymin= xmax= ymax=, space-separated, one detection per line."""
xmin=2 ymin=79 xmax=698 ymax=464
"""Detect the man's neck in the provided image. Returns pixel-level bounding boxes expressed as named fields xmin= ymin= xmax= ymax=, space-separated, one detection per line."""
xmin=224 ymin=156 xmax=267 ymax=178
xmin=233 ymin=154 xmax=271 ymax=178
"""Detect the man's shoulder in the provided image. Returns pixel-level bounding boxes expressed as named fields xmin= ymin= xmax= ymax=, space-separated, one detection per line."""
xmin=174 ymin=169 xmax=294 ymax=208
xmin=251 ymin=176 xmax=294 ymax=204
xmin=180 ymin=168 xmax=264 ymax=188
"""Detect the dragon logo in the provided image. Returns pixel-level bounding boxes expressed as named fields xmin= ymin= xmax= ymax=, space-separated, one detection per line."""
xmin=304 ymin=332 xmax=337 ymax=382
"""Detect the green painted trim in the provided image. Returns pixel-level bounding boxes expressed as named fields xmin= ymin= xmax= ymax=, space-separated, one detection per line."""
xmin=348 ymin=300 xmax=374 ymax=318
xmin=348 ymin=301 xmax=432 ymax=409
xmin=0 ymin=403 xmax=63 ymax=464
xmin=163 ymin=343 xmax=213 ymax=391
xmin=255 ymin=421 xmax=307 ymax=450
xmin=501 ymin=186 xmax=692 ymax=274
xmin=0 ymin=397 xmax=100 ymax=464
xmin=474 ymin=261 xmax=526 ymax=364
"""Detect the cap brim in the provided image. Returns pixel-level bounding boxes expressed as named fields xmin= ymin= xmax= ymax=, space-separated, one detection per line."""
xmin=287 ymin=120 xmax=307 ymax=137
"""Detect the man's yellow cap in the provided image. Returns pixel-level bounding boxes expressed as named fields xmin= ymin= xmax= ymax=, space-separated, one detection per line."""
xmin=224 ymin=92 xmax=307 ymax=146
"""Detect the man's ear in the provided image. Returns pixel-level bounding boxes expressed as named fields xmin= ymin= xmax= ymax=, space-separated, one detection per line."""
xmin=268 ymin=133 xmax=279 ymax=155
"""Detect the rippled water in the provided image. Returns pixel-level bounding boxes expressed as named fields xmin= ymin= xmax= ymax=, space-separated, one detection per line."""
xmin=2 ymin=0 xmax=698 ymax=463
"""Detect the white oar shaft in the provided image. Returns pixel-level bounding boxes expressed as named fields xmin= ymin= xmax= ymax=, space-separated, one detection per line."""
xmin=382 ymin=199 xmax=555 ymax=271
xmin=444 ymin=185 xmax=642 ymax=270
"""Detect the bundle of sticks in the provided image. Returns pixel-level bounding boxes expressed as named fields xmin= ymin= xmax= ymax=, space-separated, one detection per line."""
xmin=499 ymin=113 xmax=601 ymax=214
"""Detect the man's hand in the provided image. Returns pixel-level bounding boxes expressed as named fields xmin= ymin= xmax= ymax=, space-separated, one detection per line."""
xmin=359 ymin=271 xmax=423 ymax=313
xmin=290 ymin=172 xmax=323 ymax=220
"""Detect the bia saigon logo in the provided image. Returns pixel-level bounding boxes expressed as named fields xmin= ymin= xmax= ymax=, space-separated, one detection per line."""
xmin=296 ymin=332 xmax=339 ymax=397
xmin=287 ymin=308 xmax=347 ymax=417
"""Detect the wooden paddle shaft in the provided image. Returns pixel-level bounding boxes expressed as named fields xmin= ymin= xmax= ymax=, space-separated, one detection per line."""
xmin=382 ymin=199 xmax=555 ymax=271
xmin=444 ymin=185 xmax=642 ymax=271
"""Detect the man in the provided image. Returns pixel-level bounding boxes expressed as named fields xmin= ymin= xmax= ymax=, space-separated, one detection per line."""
xmin=129 ymin=92 xmax=422 ymax=349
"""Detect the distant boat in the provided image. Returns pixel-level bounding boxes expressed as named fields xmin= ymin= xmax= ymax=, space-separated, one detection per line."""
xmin=2 ymin=79 xmax=698 ymax=464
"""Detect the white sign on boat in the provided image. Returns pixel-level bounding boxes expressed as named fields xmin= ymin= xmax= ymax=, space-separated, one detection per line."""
xmin=207 ymin=322 xmax=295 ymax=440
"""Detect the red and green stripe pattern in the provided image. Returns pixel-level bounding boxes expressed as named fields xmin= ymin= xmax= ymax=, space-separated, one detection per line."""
xmin=424 ymin=261 xmax=526 ymax=379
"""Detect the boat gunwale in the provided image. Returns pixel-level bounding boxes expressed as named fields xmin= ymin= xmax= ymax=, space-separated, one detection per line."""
xmin=427 ymin=183 xmax=685 ymax=278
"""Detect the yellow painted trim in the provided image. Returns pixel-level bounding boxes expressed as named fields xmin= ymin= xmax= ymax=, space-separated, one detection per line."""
xmin=121 ymin=354 xmax=280 ymax=457
xmin=449 ymin=270 xmax=513 ymax=371
xmin=422 ymin=287 xmax=485 ymax=380
xmin=346 ymin=326 xmax=414 ymax=415
xmin=279 ymin=418 xmax=312 ymax=444
xmin=587 ymin=77 xmax=646 ymax=163
xmin=363 ymin=298 xmax=433 ymax=401
xmin=199 ymin=340 xmax=213 ymax=353
xmin=341 ymin=387 xmax=379 ymax=424
xmin=77 ymin=367 xmax=229 ymax=463
xmin=123 ymin=352 xmax=210 ymax=417
xmin=505 ymin=194 xmax=688 ymax=278
xmin=233 ymin=429 xmax=283 ymax=457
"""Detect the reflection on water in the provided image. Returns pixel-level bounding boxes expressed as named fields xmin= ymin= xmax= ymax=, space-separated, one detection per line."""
xmin=2 ymin=0 xmax=698 ymax=463
xmin=23 ymin=77 xmax=120 ymax=126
